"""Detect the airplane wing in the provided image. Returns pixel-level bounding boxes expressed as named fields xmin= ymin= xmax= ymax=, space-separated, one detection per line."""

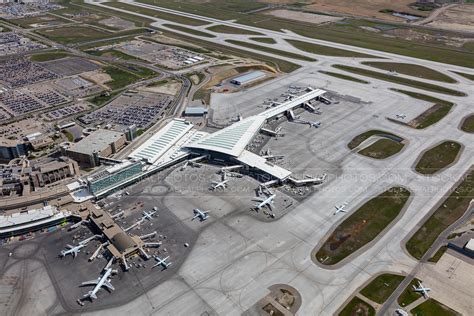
xmin=66 ymin=244 xmax=73 ymax=249
xmin=103 ymin=281 xmax=115 ymax=291
xmin=267 ymin=203 xmax=273 ymax=212
xmin=81 ymin=280 xmax=99 ymax=287
xmin=252 ymin=198 xmax=264 ymax=202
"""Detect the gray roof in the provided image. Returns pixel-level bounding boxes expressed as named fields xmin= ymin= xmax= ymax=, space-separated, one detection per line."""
xmin=184 ymin=107 xmax=208 ymax=115
xmin=71 ymin=129 xmax=124 ymax=155
xmin=231 ymin=71 xmax=265 ymax=84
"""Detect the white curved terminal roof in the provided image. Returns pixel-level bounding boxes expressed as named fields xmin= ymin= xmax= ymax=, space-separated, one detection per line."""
xmin=185 ymin=89 xmax=326 ymax=157
xmin=129 ymin=119 xmax=193 ymax=163
xmin=185 ymin=115 xmax=266 ymax=157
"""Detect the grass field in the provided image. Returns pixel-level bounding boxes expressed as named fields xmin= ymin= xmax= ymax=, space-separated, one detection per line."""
xmin=460 ymin=114 xmax=474 ymax=133
xmin=390 ymin=89 xmax=454 ymax=129
xmin=315 ymin=187 xmax=410 ymax=265
xmin=405 ymin=168 xmax=474 ymax=260
xmin=162 ymin=24 xmax=216 ymax=38
xmin=88 ymin=49 xmax=148 ymax=62
xmin=319 ymin=70 xmax=369 ymax=84
xmin=105 ymin=2 xmax=209 ymax=26
xmin=358 ymin=139 xmax=404 ymax=159
xmin=286 ymin=39 xmax=378 ymax=58
xmin=235 ymin=15 xmax=474 ymax=68
xmin=54 ymin=0 xmax=152 ymax=28
xmin=414 ymin=141 xmax=461 ymax=175
xmin=102 ymin=65 xmax=155 ymax=90
xmin=36 ymin=26 xmax=111 ymax=44
xmin=410 ymin=299 xmax=460 ymax=316
xmin=250 ymin=37 xmax=276 ymax=44
xmin=398 ymin=278 xmax=423 ymax=307
xmin=0 ymin=24 xmax=10 ymax=32
xmin=333 ymin=65 xmax=466 ymax=97
xmin=428 ymin=245 xmax=447 ymax=263
xmin=360 ymin=274 xmax=405 ymax=304
xmin=348 ymin=130 xmax=401 ymax=149
xmin=89 ymin=90 xmax=122 ymax=106
xmin=226 ymin=40 xmax=317 ymax=62
xmin=362 ymin=62 xmax=457 ymax=83
xmin=137 ymin=0 xmax=265 ymax=20
xmin=8 ymin=14 xmax=69 ymax=28
xmin=452 ymin=71 xmax=474 ymax=81
xmin=132 ymin=0 xmax=474 ymax=68
xmin=29 ymin=52 xmax=69 ymax=62
xmin=206 ymin=25 xmax=261 ymax=35
xmin=153 ymin=28 xmax=300 ymax=73
xmin=36 ymin=26 xmax=145 ymax=45
xmin=339 ymin=296 xmax=375 ymax=316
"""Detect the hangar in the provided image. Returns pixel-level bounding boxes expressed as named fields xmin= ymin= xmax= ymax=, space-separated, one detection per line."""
xmin=230 ymin=71 xmax=266 ymax=86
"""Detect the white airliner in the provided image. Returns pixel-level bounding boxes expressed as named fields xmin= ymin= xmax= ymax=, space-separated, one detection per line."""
xmin=209 ymin=179 xmax=229 ymax=191
xmin=333 ymin=202 xmax=348 ymax=215
xmin=192 ymin=209 xmax=209 ymax=221
xmin=412 ymin=281 xmax=431 ymax=299
xmin=153 ymin=255 xmax=172 ymax=269
xmin=307 ymin=120 xmax=321 ymax=128
xmin=81 ymin=268 xmax=115 ymax=300
xmin=294 ymin=119 xmax=321 ymax=128
xmin=141 ymin=210 xmax=156 ymax=221
xmin=60 ymin=243 xmax=86 ymax=258
xmin=253 ymin=194 xmax=276 ymax=211
xmin=396 ymin=113 xmax=407 ymax=119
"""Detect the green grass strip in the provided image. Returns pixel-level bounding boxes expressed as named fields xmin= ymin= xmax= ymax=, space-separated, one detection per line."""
xmin=333 ymin=65 xmax=465 ymax=97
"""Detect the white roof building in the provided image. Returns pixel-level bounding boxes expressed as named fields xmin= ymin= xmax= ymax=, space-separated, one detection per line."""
xmin=185 ymin=115 xmax=266 ymax=157
xmin=129 ymin=119 xmax=193 ymax=164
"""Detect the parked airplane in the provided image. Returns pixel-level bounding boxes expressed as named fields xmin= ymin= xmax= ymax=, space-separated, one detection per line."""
xmin=141 ymin=210 xmax=156 ymax=221
xmin=192 ymin=209 xmax=209 ymax=221
xmin=412 ymin=281 xmax=431 ymax=299
xmin=81 ymin=268 xmax=115 ymax=300
xmin=333 ymin=202 xmax=348 ymax=215
xmin=253 ymin=194 xmax=276 ymax=211
xmin=209 ymin=179 xmax=229 ymax=191
xmin=153 ymin=255 xmax=172 ymax=269
xmin=60 ymin=243 xmax=86 ymax=258
xmin=306 ymin=120 xmax=321 ymax=128
xmin=396 ymin=113 xmax=407 ymax=119
xmin=294 ymin=119 xmax=321 ymax=128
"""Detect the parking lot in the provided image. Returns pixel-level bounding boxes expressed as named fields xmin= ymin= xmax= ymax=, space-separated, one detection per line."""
xmin=0 ymin=32 xmax=46 ymax=56
xmin=0 ymin=83 xmax=70 ymax=115
xmin=79 ymin=91 xmax=173 ymax=131
xmin=42 ymin=102 xmax=91 ymax=121
xmin=0 ymin=57 xmax=58 ymax=88
xmin=41 ymin=57 xmax=101 ymax=77
xmin=97 ymin=39 xmax=208 ymax=69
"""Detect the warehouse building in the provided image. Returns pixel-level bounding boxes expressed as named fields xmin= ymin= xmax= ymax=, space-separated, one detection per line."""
xmin=64 ymin=129 xmax=126 ymax=167
xmin=184 ymin=107 xmax=208 ymax=117
xmin=230 ymin=71 xmax=266 ymax=86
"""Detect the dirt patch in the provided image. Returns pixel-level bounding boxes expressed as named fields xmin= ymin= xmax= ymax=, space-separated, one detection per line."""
xmin=79 ymin=70 xmax=112 ymax=90
xmin=265 ymin=9 xmax=342 ymax=25
xmin=426 ymin=5 xmax=474 ymax=33
xmin=139 ymin=79 xmax=182 ymax=95
xmin=304 ymin=0 xmax=426 ymax=22
xmin=408 ymin=104 xmax=442 ymax=128
xmin=99 ymin=16 xmax=135 ymax=30
xmin=387 ymin=28 xmax=471 ymax=48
